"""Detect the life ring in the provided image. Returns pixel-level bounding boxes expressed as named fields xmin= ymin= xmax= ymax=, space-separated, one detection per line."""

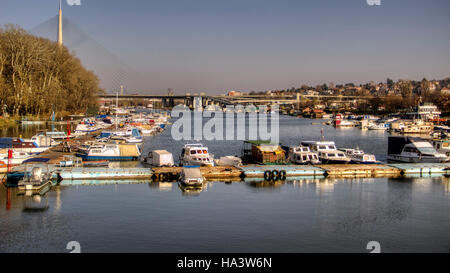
xmin=279 ymin=170 xmax=286 ymax=180
xmin=264 ymin=170 xmax=272 ymax=181
xmin=271 ymin=170 xmax=279 ymax=181
xmin=158 ymin=173 xmax=166 ymax=181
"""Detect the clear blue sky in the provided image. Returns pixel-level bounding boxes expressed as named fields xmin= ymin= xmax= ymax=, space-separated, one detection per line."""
xmin=1 ymin=0 xmax=449 ymax=93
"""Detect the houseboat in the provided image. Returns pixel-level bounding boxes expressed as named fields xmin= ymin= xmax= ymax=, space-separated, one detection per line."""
xmin=387 ymin=136 xmax=447 ymax=163
xmin=286 ymin=146 xmax=320 ymax=165
xmin=400 ymin=120 xmax=434 ymax=134
xmin=301 ymin=141 xmax=351 ymax=164
xmin=339 ymin=148 xmax=378 ymax=164
xmin=241 ymin=141 xmax=286 ymax=165
xmin=415 ymin=103 xmax=441 ymax=121
xmin=179 ymin=144 xmax=215 ymax=166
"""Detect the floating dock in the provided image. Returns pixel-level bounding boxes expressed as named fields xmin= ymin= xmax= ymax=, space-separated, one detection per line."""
xmin=388 ymin=163 xmax=450 ymax=175
xmin=240 ymin=165 xmax=325 ymax=178
xmin=55 ymin=167 xmax=153 ymax=180
xmin=4 ymin=163 xmax=450 ymax=187
xmin=318 ymin=164 xmax=402 ymax=178
xmin=152 ymin=166 xmax=242 ymax=181
xmin=58 ymin=179 xmax=149 ymax=186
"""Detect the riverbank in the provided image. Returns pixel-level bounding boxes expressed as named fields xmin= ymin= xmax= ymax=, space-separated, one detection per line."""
xmin=0 ymin=117 xmax=18 ymax=128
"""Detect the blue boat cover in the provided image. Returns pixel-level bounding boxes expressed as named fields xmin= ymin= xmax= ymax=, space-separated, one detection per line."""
xmin=23 ymin=158 xmax=50 ymax=163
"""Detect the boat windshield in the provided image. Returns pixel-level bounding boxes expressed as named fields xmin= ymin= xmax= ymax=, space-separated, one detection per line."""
xmin=417 ymin=147 xmax=437 ymax=154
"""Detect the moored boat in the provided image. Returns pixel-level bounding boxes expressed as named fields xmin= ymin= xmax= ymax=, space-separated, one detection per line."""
xmin=339 ymin=148 xmax=378 ymax=164
xmin=0 ymin=137 xmax=54 ymax=154
xmin=387 ymin=136 xmax=447 ymax=163
xmin=301 ymin=140 xmax=351 ymax=164
xmin=179 ymin=166 xmax=204 ymax=186
xmin=180 ymin=144 xmax=215 ymax=166
xmin=430 ymin=139 xmax=450 ymax=162
xmin=142 ymin=150 xmax=174 ymax=167
xmin=76 ymin=142 xmax=141 ymax=161
xmin=286 ymin=146 xmax=320 ymax=165
xmin=17 ymin=166 xmax=53 ymax=192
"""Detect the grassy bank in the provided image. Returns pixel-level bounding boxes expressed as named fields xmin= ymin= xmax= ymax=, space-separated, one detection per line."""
xmin=0 ymin=117 xmax=19 ymax=128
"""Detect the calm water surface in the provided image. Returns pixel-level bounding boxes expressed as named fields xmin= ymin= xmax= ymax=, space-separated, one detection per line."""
xmin=1 ymin=116 xmax=449 ymax=253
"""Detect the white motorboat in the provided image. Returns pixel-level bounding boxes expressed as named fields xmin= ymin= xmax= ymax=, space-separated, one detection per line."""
xmin=387 ymin=136 xmax=447 ymax=163
xmin=179 ymin=166 xmax=204 ymax=186
xmin=0 ymin=151 xmax=33 ymax=166
xmin=339 ymin=148 xmax=378 ymax=164
xmin=179 ymin=144 xmax=215 ymax=166
xmin=77 ymin=142 xmax=141 ymax=161
xmin=287 ymin=146 xmax=320 ymax=165
xmin=367 ymin=123 xmax=388 ymax=131
xmin=301 ymin=141 xmax=351 ymax=164
xmin=9 ymin=135 xmax=57 ymax=154
xmin=74 ymin=123 xmax=102 ymax=135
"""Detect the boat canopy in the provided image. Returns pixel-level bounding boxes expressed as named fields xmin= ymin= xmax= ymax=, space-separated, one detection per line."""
xmin=182 ymin=166 xmax=203 ymax=179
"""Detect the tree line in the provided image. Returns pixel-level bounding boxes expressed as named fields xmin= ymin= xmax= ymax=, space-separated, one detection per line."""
xmin=0 ymin=24 xmax=103 ymax=117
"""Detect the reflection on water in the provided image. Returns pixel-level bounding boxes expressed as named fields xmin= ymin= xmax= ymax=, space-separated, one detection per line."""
xmin=177 ymin=182 xmax=208 ymax=196
xmin=1 ymin=176 xmax=450 ymax=252
xmin=1 ymin=116 xmax=449 ymax=252
xmin=1 ymin=124 xmax=75 ymax=139
xmin=13 ymin=183 xmax=52 ymax=213
xmin=246 ymin=180 xmax=285 ymax=190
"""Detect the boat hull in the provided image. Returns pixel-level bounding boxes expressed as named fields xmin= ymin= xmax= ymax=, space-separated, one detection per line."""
xmin=387 ymin=155 xmax=447 ymax=164
xmin=350 ymin=160 xmax=380 ymax=164
xmin=180 ymin=160 xmax=214 ymax=167
xmin=320 ymin=158 xmax=351 ymax=164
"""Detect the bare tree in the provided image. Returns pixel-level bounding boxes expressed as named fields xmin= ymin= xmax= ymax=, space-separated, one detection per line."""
xmin=0 ymin=25 xmax=102 ymax=117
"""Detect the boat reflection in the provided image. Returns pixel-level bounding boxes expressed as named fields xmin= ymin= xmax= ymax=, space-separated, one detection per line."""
xmin=148 ymin=181 xmax=174 ymax=192
xmin=177 ymin=182 xmax=207 ymax=196
xmin=443 ymin=175 xmax=450 ymax=193
xmin=246 ymin=180 xmax=285 ymax=189
xmin=18 ymin=182 xmax=52 ymax=212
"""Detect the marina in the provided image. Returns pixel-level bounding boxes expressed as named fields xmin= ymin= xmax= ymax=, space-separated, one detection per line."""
xmin=2 ymin=113 xmax=449 ymax=187
xmin=1 ymin=0 xmax=450 ymax=257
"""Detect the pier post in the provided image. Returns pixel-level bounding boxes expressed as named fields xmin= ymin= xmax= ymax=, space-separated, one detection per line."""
xmin=7 ymin=149 xmax=12 ymax=173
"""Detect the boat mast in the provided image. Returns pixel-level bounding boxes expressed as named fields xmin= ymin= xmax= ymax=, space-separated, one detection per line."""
xmin=116 ymin=91 xmax=118 ymax=132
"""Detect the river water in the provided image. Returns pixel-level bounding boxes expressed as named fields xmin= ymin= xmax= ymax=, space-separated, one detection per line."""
xmin=1 ymin=116 xmax=449 ymax=253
